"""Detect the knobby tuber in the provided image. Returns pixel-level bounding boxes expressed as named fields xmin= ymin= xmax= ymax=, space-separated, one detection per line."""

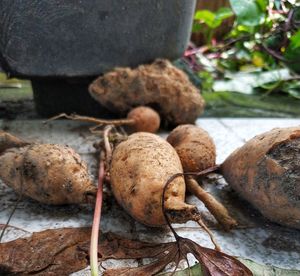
xmin=0 ymin=131 xmax=96 ymax=205
xmin=167 ymin=125 xmax=237 ymax=230
xmin=221 ymin=127 xmax=300 ymax=229
xmin=89 ymin=59 xmax=205 ymax=125
xmin=48 ymin=106 xmax=160 ymax=133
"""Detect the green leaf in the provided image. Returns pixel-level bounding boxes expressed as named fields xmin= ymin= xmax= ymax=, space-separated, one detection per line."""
xmin=289 ymin=30 xmax=300 ymax=49
xmin=194 ymin=9 xmax=230 ymax=29
xmin=194 ymin=10 xmax=216 ymax=27
xmin=256 ymin=0 xmax=268 ymax=11
xmin=229 ymin=0 xmax=265 ymax=26
xmin=239 ymin=259 xmax=300 ymax=276
xmin=215 ymin=7 xmax=234 ymax=21
xmin=284 ymin=31 xmax=300 ymax=73
xmin=213 ymin=68 xmax=292 ymax=94
xmin=281 ymin=81 xmax=300 ymax=99
xmin=159 ymin=258 xmax=300 ymax=276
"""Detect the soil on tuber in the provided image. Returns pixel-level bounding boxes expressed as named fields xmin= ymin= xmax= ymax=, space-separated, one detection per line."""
xmin=89 ymin=59 xmax=205 ymax=126
xmin=109 ymin=132 xmax=220 ymax=250
xmin=221 ymin=126 xmax=300 ymax=229
xmin=167 ymin=125 xmax=237 ymax=230
xmin=167 ymin=124 xmax=216 ymax=172
xmin=0 ymin=131 xmax=97 ymax=205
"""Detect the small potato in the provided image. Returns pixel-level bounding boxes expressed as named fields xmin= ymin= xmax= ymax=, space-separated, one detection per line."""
xmin=221 ymin=127 xmax=300 ymax=229
xmin=167 ymin=124 xmax=216 ymax=173
xmin=0 ymin=143 xmax=96 ymax=205
xmin=110 ymin=132 xmax=196 ymax=226
xmin=127 ymin=106 xmax=160 ymax=133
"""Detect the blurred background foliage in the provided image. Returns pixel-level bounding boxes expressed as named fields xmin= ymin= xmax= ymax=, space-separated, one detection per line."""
xmin=180 ymin=0 xmax=300 ymax=117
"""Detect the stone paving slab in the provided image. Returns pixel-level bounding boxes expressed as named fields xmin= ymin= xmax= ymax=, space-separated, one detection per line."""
xmin=0 ymin=118 xmax=300 ymax=274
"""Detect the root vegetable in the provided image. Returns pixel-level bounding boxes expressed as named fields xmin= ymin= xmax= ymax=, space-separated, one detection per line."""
xmin=110 ymin=132 xmax=196 ymax=227
xmin=48 ymin=106 xmax=160 ymax=134
xmin=126 ymin=106 xmax=160 ymax=133
xmin=167 ymin=124 xmax=216 ymax=172
xmin=221 ymin=127 xmax=300 ymax=229
xmin=89 ymin=59 xmax=205 ymax=126
xmin=109 ymin=132 xmax=220 ymax=250
xmin=167 ymin=125 xmax=237 ymax=230
xmin=0 ymin=132 xmax=96 ymax=205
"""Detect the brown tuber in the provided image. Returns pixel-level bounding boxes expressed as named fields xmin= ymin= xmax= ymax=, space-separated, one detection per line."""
xmin=126 ymin=106 xmax=160 ymax=133
xmin=221 ymin=127 xmax=300 ymax=229
xmin=109 ymin=132 xmax=220 ymax=250
xmin=89 ymin=59 xmax=205 ymax=126
xmin=110 ymin=132 xmax=196 ymax=227
xmin=167 ymin=125 xmax=237 ymax=230
xmin=48 ymin=106 xmax=160 ymax=134
xmin=167 ymin=124 xmax=216 ymax=172
xmin=0 ymin=132 xmax=96 ymax=205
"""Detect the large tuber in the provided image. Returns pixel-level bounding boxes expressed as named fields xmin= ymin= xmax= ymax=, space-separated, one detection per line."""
xmin=221 ymin=127 xmax=300 ymax=229
xmin=89 ymin=59 xmax=205 ymax=126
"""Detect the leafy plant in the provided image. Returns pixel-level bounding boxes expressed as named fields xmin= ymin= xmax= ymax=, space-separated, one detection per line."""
xmin=190 ymin=0 xmax=300 ymax=102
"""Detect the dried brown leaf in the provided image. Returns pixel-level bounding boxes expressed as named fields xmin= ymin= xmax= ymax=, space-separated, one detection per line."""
xmin=0 ymin=228 xmax=252 ymax=276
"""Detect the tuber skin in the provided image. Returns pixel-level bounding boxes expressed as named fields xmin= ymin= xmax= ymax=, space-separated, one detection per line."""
xmin=47 ymin=106 xmax=160 ymax=134
xmin=167 ymin=125 xmax=237 ymax=230
xmin=221 ymin=127 xmax=300 ymax=229
xmin=167 ymin=124 xmax=216 ymax=173
xmin=89 ymin=59 xmax=205 ymax=126
xmin=0 ymin=132 xmax=96 ymax=205
xmin=110 ymin=132 xmax=197 ymax=227
xmin=126 ymin=106 xmax=160 ymax=133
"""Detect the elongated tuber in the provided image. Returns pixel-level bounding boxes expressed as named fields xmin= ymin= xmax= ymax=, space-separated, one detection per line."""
xmin=0 ymin=132 xmax=96 ymax=205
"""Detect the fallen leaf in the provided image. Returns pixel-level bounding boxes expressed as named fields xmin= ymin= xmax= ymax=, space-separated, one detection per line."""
xmin=0 ymin=228 xmax=91 ymax=275
xmin=0 ymin=228 xmax=252 ymax=276
xmin=159 ymin=258 xmax=300 ymax=276
xmin=104 ymin=236 xmax=252 ymax=276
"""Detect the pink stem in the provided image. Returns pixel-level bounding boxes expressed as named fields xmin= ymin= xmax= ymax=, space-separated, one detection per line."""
xmin=90 ymin=158 xmax=105 ymax=276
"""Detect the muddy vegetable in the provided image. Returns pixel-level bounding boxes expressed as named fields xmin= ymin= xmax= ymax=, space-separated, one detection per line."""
xmin=0 ymin=132 xmax=96 ymax=205
xmin=167 ymin=125 xmax=237 ymax=230
xmin=126 ymin=106 xmax=160 ymax=133
xmin=110 ymin=132 xmax=197 ymax=227
xmin=89 ymin=59 xmax=205 ymax=125
xmin=221 ymin=127 xmax=300 ymax=229
xmin=167 ymin=124 xmax=216 ymax=172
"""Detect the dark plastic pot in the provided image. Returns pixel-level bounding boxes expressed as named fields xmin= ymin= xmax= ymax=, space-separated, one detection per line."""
xmin=0 ymin=0 xmax=196 ymax=116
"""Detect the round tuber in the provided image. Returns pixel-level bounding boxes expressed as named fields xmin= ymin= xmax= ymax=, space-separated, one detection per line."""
xmin=167 ymin=124 xmax=216 ymax=172
xmin=126 ymin=106 xmax=160 ymax=133
xmin=167 ymin=125 xmax=237 ymax=230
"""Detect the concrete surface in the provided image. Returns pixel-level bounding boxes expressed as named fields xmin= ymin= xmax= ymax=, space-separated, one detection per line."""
xmin=0 ymin=118 xmax=300 ymax=275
